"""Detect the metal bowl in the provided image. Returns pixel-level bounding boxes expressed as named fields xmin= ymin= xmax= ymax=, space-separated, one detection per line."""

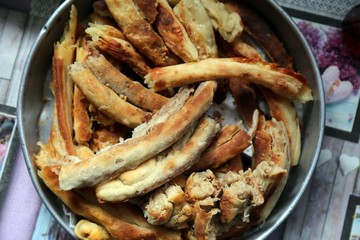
xmin=18 ymin=0 xmax=325 ymax=239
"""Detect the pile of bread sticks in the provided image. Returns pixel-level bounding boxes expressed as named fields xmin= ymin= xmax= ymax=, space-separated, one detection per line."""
xmin=35 ymin=0 xmax=313 ymax=239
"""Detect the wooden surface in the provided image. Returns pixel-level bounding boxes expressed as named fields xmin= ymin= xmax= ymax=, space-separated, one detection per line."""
xmin=0 ymin=4 xmax=359 ymax=240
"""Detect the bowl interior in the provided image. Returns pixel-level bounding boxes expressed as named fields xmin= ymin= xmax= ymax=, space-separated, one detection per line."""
xmin=18 ymin=0 xmax=325 ymax=239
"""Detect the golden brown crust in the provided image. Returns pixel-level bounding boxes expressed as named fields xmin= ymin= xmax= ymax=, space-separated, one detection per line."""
xmin=155 ymin=0 xmax=198 ymax=62
xmin=89 ymin=128 xmax=123 ymax=152
xmin=95 ymin=117 xmax=219 ymax=202
xmin=190 ymin=123 xmax=251 ymax=171
xmin=50 ymin=6 xmax=78 ymax=156
xmin=73 ymin=86 xmax=92 ymax=144
xmin=133 ymin=0 xmax=158 ymax=24
xmin=69 ymin=62 xmax=151 ymax=128
xmin=85 ymin=55 xmax=168 ymax=111
xmin=145 ymin=57 xmax=312 ymax=102
xmin=58 ymin=81 xmax=217 ymax=190
xmin=86 ymin=23 xmax=151 ymax=77
xmin=173 ymin=0 xmax=218 ymax=59
xmin=39 ymin=167 xmax=181 ymax=240
xmin=218 ymin=33 xmax=264 ymax=61
xmin=104 ymin=0 xmax=181 ymax=66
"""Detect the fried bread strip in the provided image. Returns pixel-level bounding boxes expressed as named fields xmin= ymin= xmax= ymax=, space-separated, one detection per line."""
xmin=104 ymin=0 xmax=180 ymax=66
xmin=173 ymin=0 xmax=218 ymax=59
xmin=58 ymin=81 xmax=217 ymax=190
xmin=86 ymin=55 xmax=168 ymax=111
xmin=86 ymin=23 xmax=151 ymax=77
xmin=190 ymin=110 xmax=258 ymax=171
xmin=145 ymin=57 xmax=313 ymax=102
xmin=200 ymin=0 xmax=243 ymax=43
xmin=155 ymin=0 xmax=198 ymax=62
xmin=39 ymin=167 xmax=181 ymax=240
xmin=69 ymin=62 xmax=151 ymax=128
xmin=73 ymin=40 xmax=93 ymax=145
xmin=96 ymin=117 xmax=219 ymax=202
xmin=218 ymin=34 xmax=264 ymax=61
xmin=222 ymin=0 xmax=293 ymax=69
xmin=51 ymin=5 xmax=78 ymax=156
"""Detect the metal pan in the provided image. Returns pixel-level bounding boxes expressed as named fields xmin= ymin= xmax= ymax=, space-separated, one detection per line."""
xmin=18 ymin=0 xmax=325 ymax=239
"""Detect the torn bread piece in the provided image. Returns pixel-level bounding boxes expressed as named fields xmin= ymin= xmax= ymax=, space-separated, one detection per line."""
xmin=217 ymin=170 xmax=264 ymax=224
xmin=58 ymin=81 xmax=217 ymax=190
xmin=252 ymin=116 xmax=290 ymax=170
xmin=96 ymin=116 xmax=219 ymax=202
xmin=183 ymin=170 xmax=221 ymax=240
xmin=145 ymin=57 xmax=313 ymax=102
xmin=190 ymin=110 xmax=258 ymax=171
xmin=39 ymin=167 xmax=181 ymax=240
xmin=155 ymin=0 xmax=198 ymax=62
xmin=104 ymin=0 xmax=180 ymax=66
xmin=217 ymin=161 xmax=287 ymax=238
xmin=86 ymin=23 xmax=151 ymax=77
xmin=260 ymin=88 xmax=301 ymax=166
xmin=173 ymin=0 xmax=218 ymax=59
xmin=141 ymin=176 xmax=193 ymax=229
xmin=69 ymin=62 xmax=151 ymax=128
xmin=86 ymin=54 xmax=168 ymax=111
xmin=200 ymin=0 xmax=243 ymax=42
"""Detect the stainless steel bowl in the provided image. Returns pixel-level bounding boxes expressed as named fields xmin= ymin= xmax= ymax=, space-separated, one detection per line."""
xmin=18 ymin=0 xmax=325 ymax=239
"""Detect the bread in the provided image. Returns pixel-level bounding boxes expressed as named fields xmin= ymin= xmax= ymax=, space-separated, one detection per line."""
xmin=39 ymin=166 xmax=181 ymax=240
xmin=86 ymin=23 xmax=151 ymax=77
xmin=58 ymin=81 xmax=217 ymax=190
xmin=222 ymin=0 xmax=293 ymax=69
xmin=51 ymin=5 xmax=78 ymax=156
xmin=85 ymin=54 xmax=168 ymax=111
xmin=260 ymin=88 xmax=301 ymax=166
xmin=145 ymin=57 xmax=313 ymax=102
xmin=133 ymin=0 xmax=158 ymax=24
xmin=173 ymin=0 xmax=218 ymax=59
xmin=74 ymin=219 xmax=111 ymax=240
xmin=200 ymin=0 xmax=243 ymax=42
xmin=155 ymin=0 xmax=199 ymax=62
xmin=104 ymin=0 xmax=180 ymax=66
xmin=95 ymin=116 xmax=219 ymax=202
xmin=69 ymin=61 xmax=151 ymax=128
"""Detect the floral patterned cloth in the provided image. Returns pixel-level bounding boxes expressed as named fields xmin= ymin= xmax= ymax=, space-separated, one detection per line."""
xmin=275 ymin=0 xmax=358 ymax=20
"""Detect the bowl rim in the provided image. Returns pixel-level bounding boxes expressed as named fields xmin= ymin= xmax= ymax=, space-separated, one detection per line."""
xmin=17 ymin=0 xmax=325 ymax=239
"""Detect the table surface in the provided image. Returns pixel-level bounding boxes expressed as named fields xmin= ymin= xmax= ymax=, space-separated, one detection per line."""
xmin=0 ymin=2 xmax=359 ymax=240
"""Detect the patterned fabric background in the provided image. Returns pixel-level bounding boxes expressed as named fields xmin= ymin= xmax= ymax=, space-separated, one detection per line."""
xmin=275 ymin=0 xmax=359 ymax=20
xmin=30 ymin=0 xmax=61 ymax=19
